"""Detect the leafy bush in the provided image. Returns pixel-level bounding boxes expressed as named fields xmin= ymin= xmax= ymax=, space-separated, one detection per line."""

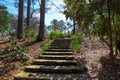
xmin=46 ymin=30 xmax=63 ymax=40
xmin=70 ymin=33 xmax=84 ymax=51
xmin=64 ymin=32 xmax=73 ymax=38
xmin=47 ymin=30 xmax=73 ymax=40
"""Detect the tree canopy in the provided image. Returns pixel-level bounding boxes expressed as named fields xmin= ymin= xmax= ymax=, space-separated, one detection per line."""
xmin=0 ymin=5 xmax=10 ymax=36
xmin=64 ymin=0 xmax=120 ymax=62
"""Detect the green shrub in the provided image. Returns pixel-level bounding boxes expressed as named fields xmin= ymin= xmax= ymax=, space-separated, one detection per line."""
xmin=70 ymin=33 xmax=84 ymax=51
xmin=47 ymin=30 xmax=63 ymax=40
xmin=46 ymin=30 xmax=73 ymax=40
xmin=64 ymin=32 xmax=73 ymax=38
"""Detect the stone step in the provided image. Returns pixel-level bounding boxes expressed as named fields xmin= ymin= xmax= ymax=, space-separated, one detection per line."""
xmin=42 ymin=52 xmax=73 ymax=55
xmin=53 ymin=39 xmax=72 ymax=42
xmin=53 ymin=38 xmax=72 ymax=42
xmin=49 ymin=38 xmax=71 ymax=49
xmin=51 ymin=43 xmax=71 ymax=45
xmin=39 ymin=55 xmax=74 ymax=60
xmin=25 ymin=65 xmax=87 ymax=74
xmin=46 ymin=49 xmax=71 ymax=52
xmin=33 ymin=59 xmax=77 ymax=66
xmin=54 ymin=38 xmax=72 ymax=40
xmin=14 ymin=38 xmax=87 ymax=80
xmin=14 ymin=72 xmax=88 ymax=80
xmin=14 ymin=72 xmax=49 ymax=80
xmin=49 ymin=46 xmax=70 ymax=49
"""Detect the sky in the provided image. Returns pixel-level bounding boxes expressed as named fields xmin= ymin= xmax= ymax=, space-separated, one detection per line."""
xmin=33 ymin=0 xmax=67 ymax=26
xmin=45 ymin=0 xmax=67 ymax=26
xmin=0 ymin=0 xmax=69 ymax=26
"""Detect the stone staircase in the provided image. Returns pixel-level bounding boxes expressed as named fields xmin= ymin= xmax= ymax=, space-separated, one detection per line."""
xmin=14 ymin=38 xmax=88 ymax=80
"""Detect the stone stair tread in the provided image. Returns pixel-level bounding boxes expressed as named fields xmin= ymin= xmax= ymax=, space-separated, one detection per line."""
xmin=54 ymin=38 xmax=72 ymax=40
xmin=39 ymin=55 xmax=74 ymax=57
xmin=48 ymin=38 xmax=72 ymax=49
xmin=33 ymin=59 xmax=77 ymax=66
xmin=47 ymin=49 xmax=71 ymax=50
xmin=43 ymin=52 xmax=72 ymax=55
xmin=39 ymin=55 xmax=74 ymax=60
xmin=25 ymin=65 xmax=87 ymax=74
xmin=46 ymin=49 xmax=71 ymax=52
xmin=34 ymin=59 xmax=76 ymax=63
xmin=15 ymin=72 xmax=88 ymax=80
xmin=48 ymin=47 xmax=70 ymax=49
xmin=25 ymin=65 xmax=78 ymax=69
xmin=14 ymin=72 xmax=49 ymax=80
xmin=44 ymin=52 xmax=72 ymax=53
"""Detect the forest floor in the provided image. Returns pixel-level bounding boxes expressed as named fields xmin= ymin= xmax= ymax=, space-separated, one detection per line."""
xmin=0 ymin=37 xmax=120 ymax=80
xmin=74 ymin=38 xmax=120 ymax=80
xmin=0 ymin=37 xmax=49 ymax=80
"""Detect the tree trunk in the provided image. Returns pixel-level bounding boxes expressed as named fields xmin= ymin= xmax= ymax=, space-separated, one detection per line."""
xmin=17 ymin=0 xmax=24 ymax=38
xmin=107 ymin=0 xmax=114 ymax=63
xmin=37 ymin=0 xmax=45 ymax=41
xmin=27 ymin=0 xmax=31 ymax=28
xmin=73 ymin=20 xmax=75 ymax=34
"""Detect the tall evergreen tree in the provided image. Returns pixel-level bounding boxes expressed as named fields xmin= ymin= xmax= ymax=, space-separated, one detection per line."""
xmin=27 ymin=0 xmax=31 ymax=28
xmin=0 ymin=5 xmax=9 ymax=36
xmin=37 ymin=0 xmax=45 ymax=41
xmin=17 ymin=0 xmax=24 ymax=38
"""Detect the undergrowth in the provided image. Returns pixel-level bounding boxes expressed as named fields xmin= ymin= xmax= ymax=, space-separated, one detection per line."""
xmin=0 ymin=33 xmax=29 ymax=62
xmin=22 ymin=27 xmax=37 ymax=41
xmin=46 ymin=30 xmax=72 ymax=40
xmin=39 ymin=40 xmax=53 ymax=54
xmin=0 ymin=45 xmax=29 ymax=62
xmin=70 ymin=33 xmax=84 ymax=51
